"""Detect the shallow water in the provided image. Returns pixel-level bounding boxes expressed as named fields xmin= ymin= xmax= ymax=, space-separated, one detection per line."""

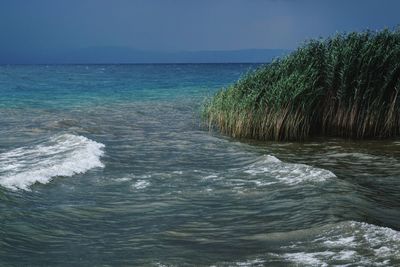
xmin=0 ymin=64 xmax=399 ymax=266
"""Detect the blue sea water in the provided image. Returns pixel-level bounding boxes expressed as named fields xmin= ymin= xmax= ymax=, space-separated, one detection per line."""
xmin=0 ymin=64 xmax=400 ymax=266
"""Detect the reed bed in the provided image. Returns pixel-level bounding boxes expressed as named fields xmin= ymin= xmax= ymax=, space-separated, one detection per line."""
xmin=203 ymin=29 xmax=400 ymax=141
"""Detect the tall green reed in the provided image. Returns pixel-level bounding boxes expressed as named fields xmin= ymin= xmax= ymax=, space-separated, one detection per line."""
xmin=203 ymin=29 xmax=400 ymax=140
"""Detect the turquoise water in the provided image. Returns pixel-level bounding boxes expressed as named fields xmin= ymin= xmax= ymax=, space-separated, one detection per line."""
xmin=0 ymin=64 xmax=399 ymax=266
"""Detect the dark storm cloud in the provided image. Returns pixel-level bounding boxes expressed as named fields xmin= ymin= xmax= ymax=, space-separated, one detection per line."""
xmin=0 ymin=0 xmax=399 ymax=63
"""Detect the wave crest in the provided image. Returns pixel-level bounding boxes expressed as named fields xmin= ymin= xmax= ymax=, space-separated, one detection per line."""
xmin=242 ymin=155 xmax=336 ymax=185
xmin=0 ymin=134 xmax=105 ymax=190
xmin=278 ymin=221 xmax=400 ymax=266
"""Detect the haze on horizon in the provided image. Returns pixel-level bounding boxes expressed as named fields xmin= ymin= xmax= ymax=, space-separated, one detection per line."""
xmin=1 ymin=0 xmax=399 ymax=63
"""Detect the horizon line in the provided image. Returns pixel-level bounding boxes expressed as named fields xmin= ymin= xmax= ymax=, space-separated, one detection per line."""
xmin=0 ymin=62 xmax=271 ymax=66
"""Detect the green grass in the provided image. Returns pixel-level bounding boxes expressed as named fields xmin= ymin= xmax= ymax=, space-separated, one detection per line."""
xmin=203 ymin=28 xmax=400 ymax=141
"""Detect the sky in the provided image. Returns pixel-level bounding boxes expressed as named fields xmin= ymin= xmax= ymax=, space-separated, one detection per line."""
xmin=1 ymin=0 xmax=400 ymax=63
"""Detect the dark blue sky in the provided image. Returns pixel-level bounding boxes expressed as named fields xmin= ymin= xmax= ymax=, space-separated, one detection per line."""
xmin=1 ymin=0 xmax=400 ymax=63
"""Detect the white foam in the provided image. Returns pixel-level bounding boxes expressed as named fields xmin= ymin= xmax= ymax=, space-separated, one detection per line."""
xmin=326 ymin=152 xmax=377 ymax=160
xmin=283 ymin=251 xmax=334 ymax=266
xmin=242 ymin=155 xmax=336 ymax=185
xmin=0 ymin=134 xmax=105 ymax=190
xmin=203 ymin=174 xmax=218 ymax=180
xmin=334 ymin=250 xmax=357 ymax=261
xmin=132 ymin=180 xmax=150 ymax=190
xmin=324 ymin=236 xmax=355 ymax=247
xmin=277 ymin=221 xmax=400 ymax=266
xmin=113 ymin=177 xmax=131 ymax=182
xmin=222 ymin=258 xmax=265 ymax=267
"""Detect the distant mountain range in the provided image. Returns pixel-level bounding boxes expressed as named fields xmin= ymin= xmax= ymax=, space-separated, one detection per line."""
xmin=0 ymin=47 xmax=290 ymax=64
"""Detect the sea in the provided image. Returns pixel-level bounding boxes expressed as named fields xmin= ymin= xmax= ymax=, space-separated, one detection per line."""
xmin=0 ymin=64 xmax=399 ymax=266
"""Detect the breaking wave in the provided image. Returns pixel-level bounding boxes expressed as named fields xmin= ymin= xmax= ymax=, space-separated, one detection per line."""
xmin=242 ymin=155 xmax=336 ymax=185
xmin=0 ymin=134 xmax=105 ymax=190
xmin=277 ymin=221 xmax=400 ymax=266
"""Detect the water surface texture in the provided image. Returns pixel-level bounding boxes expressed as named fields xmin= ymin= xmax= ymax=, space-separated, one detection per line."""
xmin=0 ymin=64 xmax=399 ymax=266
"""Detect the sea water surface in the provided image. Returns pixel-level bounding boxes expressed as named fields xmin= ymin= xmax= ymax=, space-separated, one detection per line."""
xmin=0 ymin=64 xmax=399 ymax=266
